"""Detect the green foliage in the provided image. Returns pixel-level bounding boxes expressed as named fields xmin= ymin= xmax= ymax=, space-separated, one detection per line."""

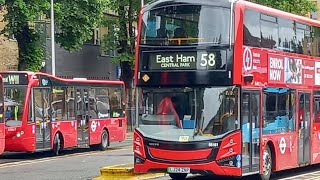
xmin=249 ymin=0 xmax=317 ymax=16
xmin=1 ymin=0 xmax=107 ymax=71
xmin=0 ymin=0 xmax=49 ymax=71
xmin=54 ymin=0 xmax=107 ymax=51
xmin=24 ymin=31 xmax=45 ymax=71
xmin=101 ymin=0 xmax=153 ymax=89
xmin=101 ymin=17 xmax=119 ymax=55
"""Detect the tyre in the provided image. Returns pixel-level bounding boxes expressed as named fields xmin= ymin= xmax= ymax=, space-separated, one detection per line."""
xmin=99 ymin=129 xmax=109 ymax=151
xmin=169 ymin=173 xmax=187 ymax=180
xmin=52 ymin=133 xmax=62 ymax=156
xmin=260 ymin=145 xmax=273 ymax=180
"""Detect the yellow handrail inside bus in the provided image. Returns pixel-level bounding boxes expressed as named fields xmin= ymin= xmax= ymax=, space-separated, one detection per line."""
xmin=140 ymin=37 xmax=204 ymax=45
xmin=168 ymin=37 xmax=204 ymax=45
xmin=219 ymin=112 xmax=233 ymax=132
xmin=14 ymin=106 xmax=18 ymax=121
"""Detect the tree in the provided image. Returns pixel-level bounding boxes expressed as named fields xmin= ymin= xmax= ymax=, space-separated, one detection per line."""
xmin=0 ymin=0 xmax=107 ymax=71
xmin=102 ymin=0 xmax=151 ymax=107
xmin=102 ymin=0 xmax=142 ymax=88
xmin=249 ymin=0 xmax=317 ymax=16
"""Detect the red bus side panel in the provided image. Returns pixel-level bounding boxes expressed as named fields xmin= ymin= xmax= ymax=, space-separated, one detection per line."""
xmin=52 ymin=121 xmax=77 ymax=148
xmin=262 ymin=132 xmax=298 ymax=171
xmin=89 ymin=118 xmax=127 ymax=145
xmin=5 ymin=124 xmax=35 ymax=152
xmin=0 ymin=123 xmax=5 ymax=154
xmin=311 ymin=122 xmax=320 ymax=164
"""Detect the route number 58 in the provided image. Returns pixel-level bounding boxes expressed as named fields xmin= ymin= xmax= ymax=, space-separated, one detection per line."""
xmin=200 ymin=53 xmax=216 ymax=67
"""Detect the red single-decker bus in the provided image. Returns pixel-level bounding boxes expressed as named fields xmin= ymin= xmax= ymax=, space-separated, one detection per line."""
xmin=2 ymin=71 xmax=126 ymax=155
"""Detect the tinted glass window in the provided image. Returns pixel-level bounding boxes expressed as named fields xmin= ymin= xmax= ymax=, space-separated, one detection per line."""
xmin=244 ymin=9 xmax=320 ymax=58
xmin=244 ymin=9 xmax=261 ymax=47
xmin=278 ymin=18 xmax=295 ymax=52
xmin=66 ymin=87 xmax=75 ymax=119
xmin=52 ymin=87 xmax=67 ymax=121
xmin=314 ymin=91 xmax=320 ymax=123
xmin=296 ymin=23 xmax=312 ymax=55
xmin=263 ymin=88 xmax=295 ymax=134
xmin=296 ymin=27 xmax=305 ymax=54
xmin=261 ymin=14 xmax=278 ymax=49
xmin=141 ymin=5 xmax=230 ymax=46
xmin=4 ymin=86 xmax=27 ymax=126
xmin=109 ymin=87 xmax=124 ymax=118
xmin=137 ymin=87 xmax=239 ymax=141
xmin=95 ymin=88 xmax=110 ymax=119
xmin=313 ymin=27 xmax=320 ymax=57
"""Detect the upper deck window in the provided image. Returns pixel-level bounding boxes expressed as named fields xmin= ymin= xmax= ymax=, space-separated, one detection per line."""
xmin=140 ymin=5 xmax=230 ymax=46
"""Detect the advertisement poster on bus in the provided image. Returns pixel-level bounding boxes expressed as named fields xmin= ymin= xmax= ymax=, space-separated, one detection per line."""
xmin=243 ymin=47 xmax=320 ymax=87
xmin=268 ymin=54 xmax=317 ymax=86
xmin=242 ymin=47 xmax=268 ymax=86
xmin=284 ymin=57 xmax=302 ymax=85
xmin=268 ymin=54 xmax=284 ymax=84
xmin=315 ymin=62 xmax=320 ymax=85
xmin=303 ymin=60 xmax=314 ymax=86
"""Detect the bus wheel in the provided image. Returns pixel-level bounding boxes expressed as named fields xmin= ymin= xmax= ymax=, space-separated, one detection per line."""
xmin=169 ymin=173 xmax=187 ymax=180
xmin=99 ymin=130 xmax=109 ymax=151
xmin=260 ymin=145 xmax=272 ymax=180
xmin=53 ymin=133 xmax=61 ymax=156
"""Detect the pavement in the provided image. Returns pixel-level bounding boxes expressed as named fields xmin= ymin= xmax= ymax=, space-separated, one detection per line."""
xmin=94 ymin=131 xmax=168 ymax=180
xmin=126 ymin=132 xmax=133 ymax=140
xmin=93 ymin=164 xmax=165 ymax=180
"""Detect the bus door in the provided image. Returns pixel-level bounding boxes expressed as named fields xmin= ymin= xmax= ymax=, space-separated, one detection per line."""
xmin=298 ymin=92 xmax=311 ymax=165
xmin=312 ymin=91 xmax=320 ymax=164
xmin=33 ymin=88 xmax=51 ymax=150
xmin=241 ymin=90 xmax=260 ymax=174
xmin=76 ymin=88 xmax=89 ymax=146
xmin=0 ymin=77 xmax=4 ymax=154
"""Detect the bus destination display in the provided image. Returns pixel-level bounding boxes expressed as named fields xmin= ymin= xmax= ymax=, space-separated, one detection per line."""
xmin=1 ymin=73 xmax=28 ymax=85
xmin=146 ymin=51 xmax=225 ymax=70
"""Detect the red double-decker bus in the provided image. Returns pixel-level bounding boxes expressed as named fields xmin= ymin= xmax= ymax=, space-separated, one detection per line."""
xmin=0 ymin=76 xmax=5 ymax=155
xmin=133 ymin=0 xmax=320 ymax=179
xmin=2 ymin=71 xmax=126 ymax=155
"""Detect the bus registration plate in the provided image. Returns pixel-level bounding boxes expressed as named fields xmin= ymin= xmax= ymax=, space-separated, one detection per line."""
xmin=167 ymin=167 xmax=190 ymax=173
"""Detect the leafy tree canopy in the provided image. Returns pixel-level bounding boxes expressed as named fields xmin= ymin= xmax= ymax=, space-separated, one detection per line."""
xmin=0 ymin=0 xmax=107 ymax=71
xmin=101 ymin=0 xmax=148 ymax=88
xmin=249 ymin=0 xmax=317 ymax=16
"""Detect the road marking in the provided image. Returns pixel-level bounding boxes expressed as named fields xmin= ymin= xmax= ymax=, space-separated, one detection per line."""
xmin=279 ymin=170 xmax=320 ymax=180
xmin=0 ymin=146 xmax=132 ymax=169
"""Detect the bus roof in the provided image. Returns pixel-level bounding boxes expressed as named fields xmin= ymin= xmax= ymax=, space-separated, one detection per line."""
xmin=0 ymin=71 xmax=125 ymax=85
xmin=144 ymin=0 xmax=231 ymax=11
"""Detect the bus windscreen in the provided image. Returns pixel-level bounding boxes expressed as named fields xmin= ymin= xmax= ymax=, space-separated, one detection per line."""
xmin=4 ymin=86 xmax=27 ymax=127
xmin=140 ymin=5 xmax=230 ymax=46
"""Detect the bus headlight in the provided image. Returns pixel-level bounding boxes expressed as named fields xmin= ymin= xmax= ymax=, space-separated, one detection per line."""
xmin=16 ymin=132 xmax=21 ymax=138
xmin=135 ymin=137 xmax=140 ymax=142
xmin=16 ymin=131 xmax=24 ymax=138
xmin=133 ymin=131 xmax=146 ymax=158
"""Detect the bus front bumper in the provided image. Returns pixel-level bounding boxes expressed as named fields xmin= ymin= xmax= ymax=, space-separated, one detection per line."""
xmin=134 ymin=157 xmax=241 ymax=177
